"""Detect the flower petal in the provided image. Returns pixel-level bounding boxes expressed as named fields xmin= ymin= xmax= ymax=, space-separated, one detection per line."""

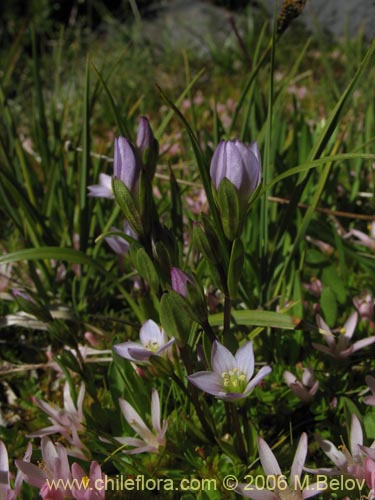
xmin=113 ymin=342 xmax=150 ymax=361
xmin=316 ymin=435 xmax=347 ymax=468
xmin=343 ymin=311 xmax=358 ymax=340
xmin=0 ymin=440 xmax=9 ymax=497
xmin=316 ymin=315 xmax=334 ymax=346
xmin=257 ymin=436 xmax=282 ymax=476
xmin=139 ymin=319 xmax=164 ymax=347
xmin=350 ymin=414 xmax=363 ymax=460
xmin=119 ymin=399 xmax=154 ymax=443
xmin=151 ymin=389 xmax=161 ymax=433
xmin=188 ymin=371 xmax=223 ymax=396
xmin=290 ymin=433 xmax=308 ymax=484
xmin=236 ymin=483 xmax=277 ymax=500
xmin=244 ymin=365 xmax=272 ymax=395
xmin=351 ymin=336 xmax=375 ymax=353
xmin=235 ymin=341 xmax=254 ymax=380
xmin=211 ymin=341 xmax=236 ymax=375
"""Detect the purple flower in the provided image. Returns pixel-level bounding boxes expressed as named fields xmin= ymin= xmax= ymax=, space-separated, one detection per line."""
xmin=210 ymin=140 xmax=261 ymax=204
xmin=170 ymin=267 xmax=192 ymax=298
xmin=1 ymin=440 xmax=32 ymax=500
xmin=113 ymin=319 xmax=174 ymax=363
xmin=16 ymin=437 xmax=72 ymax=499
xmin=28 ymin=382 xmax=89 ymax=460
xmin=136 ymin=116 xmax=154 ymax=154
xmin=114 ymin=136 xmax=143 ymax=194
xmin=105 ymin=221 xmax=138 ymax=255
xmin=313 ymin=312 xmax=375 ymax=360
xmin=353 ymin=292 xmax=374 ymax=323
xmin=71 ymin=461 xmax=105 ymax=500
xmin=87 ymin=173 xmax=113 ymax=199
xmin=305 ymin=415 xmax=375 ymax=480
xmin=236 ymin=433 xmax=325 ymax=499
xmin=115 ymin=389 xmax=167 ymax=454
xmin=283 ymin=367 xmax=319 ymax=403
xmin=188 ymin=340 xmax=271 ymax=401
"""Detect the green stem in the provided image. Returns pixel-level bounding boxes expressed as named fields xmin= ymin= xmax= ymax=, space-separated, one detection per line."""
xmin=230 ymin=403 xmax=247 ymax=461
xmin=179 ymin=346 xmax=215 ymax=441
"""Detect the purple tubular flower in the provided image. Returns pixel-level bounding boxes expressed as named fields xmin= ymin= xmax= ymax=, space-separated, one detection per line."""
xmin=210 ymin=140 xmax=261 ymax=204
xmin=114 ymin=137 xmax=143 ymax=194
xmin=136 ymin=116 xmax=154 ymax=153
xmin=170 ymin=267 xmax=192 ymax=298
xmin=188 ymin=340 xmax=271 ymax=401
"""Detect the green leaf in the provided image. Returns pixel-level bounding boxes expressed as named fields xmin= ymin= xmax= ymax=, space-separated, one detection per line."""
xmin=160 ymin=291 xmax=194 ymax=346
xmin=227 ymin=239 xmax=245 ymax=298
xmin=322 ymin=266 xmax=347 ymax=304
xmin=112 ymin=178 xmax=143 ymax=235
xmin=364 ymin=412 xmax=375 ymax=440
xmin=209 ymin=309 xmax=299 ymax=330
xmin=217 ymin=178 xmax=240 ymax=241
xmin=0 ymin=247 xmax=104 ymax=271
xmin=135 ymin=247 xmax=160 ymax=294
xmin=320 ymin=287 xmax=338 ymax=327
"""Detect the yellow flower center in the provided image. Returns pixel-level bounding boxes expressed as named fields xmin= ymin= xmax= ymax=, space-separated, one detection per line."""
xmin=221 ymin=368 xmax=247 ymax=393
xmin=144 ymin=340 xmax=160 ymax=352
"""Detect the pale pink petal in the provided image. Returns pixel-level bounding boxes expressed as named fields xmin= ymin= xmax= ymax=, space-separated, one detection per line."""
xmin=309 ymin=380 xmax=319 ymax=396
xmin=157 ymin=338 xmax=175 ymax=355
xmin=244 ymin=366 xmax=272 ymax=395
xmin=302 ymin=480 xmax=327 ymax=498
xmin=211 ymin=341 xmax=236 ymax=374
xmin=119 ymin=399 xmax=154 ymax=442
xmin=350 ymin=414 xmax=363 ymax=459
xmin=343 ymin=311 xmax=358 ymax=341
xmin=302 ymin=368 xmax=315 ymax=387
xmin=283 ymin=371 xmax=297 ymax=386
xmin=188 ymin=371 xmax=223 ymax=396
xmin=351 ymin=337 xmax=375 ymax=353
xmin=316 ymin=315 xmax=333 ymax=344
xmin=290 ymin=433 xmax=307 ymax=484
xmin=151 ymin=389 xmax=161 ymax=433
xmin=289 ymin=383 xmax=313 ymax=402
xmin=316 ymin=436 xmax=347 ymax=468
xmin=258 ymin=437 xmax=282 ymax=476
xmin=235 ymin=341 xmax=254 ymax=380
xmin=115 ymin=437 xmax=145 ymax=447
xmin=139 ymin=320 xmax=164 ymax=347
xmin=311 ymin=343 xmax=333 ymax=356
xmin=236 ymin=483 xmax=277 ymax=500
xmin=0 ymin=440 xmax=9 ymax=498
xmin=14 ymin=461 xmax=46 ymax=488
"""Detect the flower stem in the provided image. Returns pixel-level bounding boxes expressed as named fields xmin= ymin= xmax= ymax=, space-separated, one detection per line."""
xmin=230 ymin=403 xmax=247 ymax=461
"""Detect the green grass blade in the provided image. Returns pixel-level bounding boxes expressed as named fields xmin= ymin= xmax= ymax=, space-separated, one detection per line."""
xmin=0 ymin=247 xmax=104 ymax=272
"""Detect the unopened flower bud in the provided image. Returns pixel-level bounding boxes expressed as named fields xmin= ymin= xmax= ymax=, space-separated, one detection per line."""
xmin=114 ymin=136 xmax=143 ymax=194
